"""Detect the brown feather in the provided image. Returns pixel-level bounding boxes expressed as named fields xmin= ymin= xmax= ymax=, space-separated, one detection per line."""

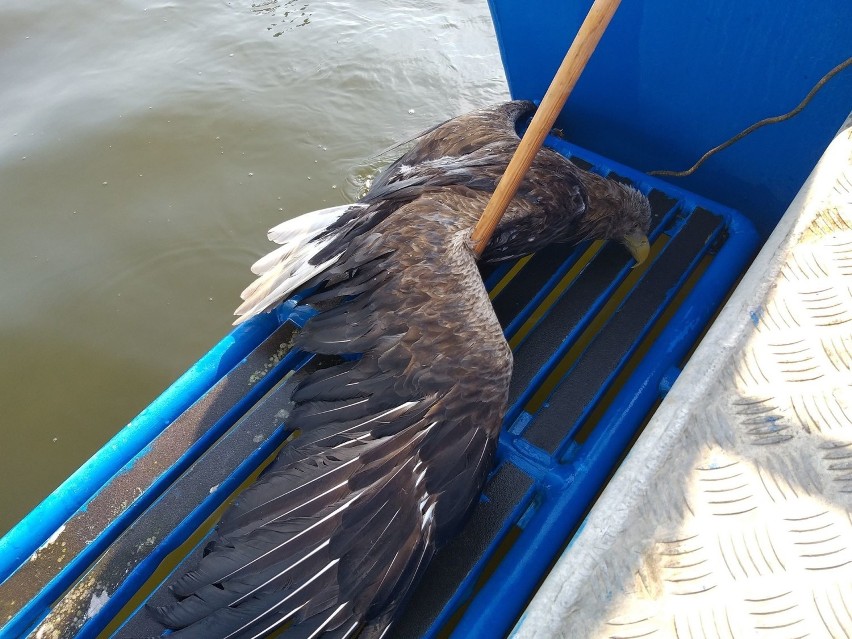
xmin=153 ymin=101 xmax=650 ymax=639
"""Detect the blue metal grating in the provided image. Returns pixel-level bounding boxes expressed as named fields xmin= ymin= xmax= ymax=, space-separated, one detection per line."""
xmin=0 ymin=137 xmax=760 ymax=639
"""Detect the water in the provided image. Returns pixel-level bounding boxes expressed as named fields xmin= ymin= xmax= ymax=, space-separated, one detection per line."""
xmin=0 ymin=0 xmax=507 ymax=535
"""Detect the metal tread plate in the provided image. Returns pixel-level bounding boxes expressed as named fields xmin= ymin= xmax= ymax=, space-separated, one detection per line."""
xmin=513 ymin=123 xmax=852 ymax=638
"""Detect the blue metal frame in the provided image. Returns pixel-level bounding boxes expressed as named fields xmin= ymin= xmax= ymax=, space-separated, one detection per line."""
xmin=63 ymin=359 xmax=317 ymax=639
xmin=0 ymin=302 xmax=315 ymax=639
xmin=423 ymin=138 xmax=760 ymax=639
xmin=0 ymin=312 xmax=278 ymax=583
xmin=0 ymin=136 xmax=760 ymax=638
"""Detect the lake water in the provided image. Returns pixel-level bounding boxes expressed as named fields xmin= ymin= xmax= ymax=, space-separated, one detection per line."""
xmin=0 ymin=0 xmax=507 ymax=535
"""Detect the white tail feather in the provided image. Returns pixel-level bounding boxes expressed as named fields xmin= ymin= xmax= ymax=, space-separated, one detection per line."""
xmin=267 ymin=204 xmax=358 ymax=244
xmin=240 ymin=238 xmax=330 ymax=302
xmin=234 ymin=253 xmax=338 ymax=324
xmin=234 ymin=204 xmax=358 ymax=325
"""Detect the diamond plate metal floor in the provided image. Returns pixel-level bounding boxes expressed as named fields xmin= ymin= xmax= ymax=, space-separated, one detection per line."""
xmin=513 ymin=120 xmax=852 ymax=639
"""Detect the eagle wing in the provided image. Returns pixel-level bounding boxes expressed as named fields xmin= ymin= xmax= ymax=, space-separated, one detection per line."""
xmin=154 ymin=194 xmax=511 ymax=639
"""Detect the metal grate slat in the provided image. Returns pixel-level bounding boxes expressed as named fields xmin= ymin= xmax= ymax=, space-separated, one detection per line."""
xmin=523 ymin=206 xmax=723 ymax=452
xmin=388 ymin=463 xmax=534 ymax=639
xmin=505 ymin=187 xmax=678 ymax=410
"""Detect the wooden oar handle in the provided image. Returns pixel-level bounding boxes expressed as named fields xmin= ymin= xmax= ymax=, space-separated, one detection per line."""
xmin=470 ymin=0 xmax=622 ymax=257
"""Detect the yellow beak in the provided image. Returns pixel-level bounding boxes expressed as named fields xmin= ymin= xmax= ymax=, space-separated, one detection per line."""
xmin=622 ymin=231 xmax=650 ymax=266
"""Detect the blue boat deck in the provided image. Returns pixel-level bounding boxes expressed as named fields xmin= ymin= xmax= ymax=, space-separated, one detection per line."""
xmin=0 ymin=136 xmax=759 ymax=638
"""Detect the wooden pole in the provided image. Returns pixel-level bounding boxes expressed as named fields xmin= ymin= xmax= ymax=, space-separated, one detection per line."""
xmin=469 ymin=0 xmax=622 ymax=257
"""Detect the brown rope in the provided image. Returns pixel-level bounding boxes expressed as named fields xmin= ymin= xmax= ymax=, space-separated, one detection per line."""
xmin=648 ymin=57 xmax=852 ymax=178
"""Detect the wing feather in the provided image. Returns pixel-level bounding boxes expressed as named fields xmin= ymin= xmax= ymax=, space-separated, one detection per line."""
xmin=156 ymin=198 xmax=509 ymax=638
xmin=154 ymin=102 xmax=574 ymax=638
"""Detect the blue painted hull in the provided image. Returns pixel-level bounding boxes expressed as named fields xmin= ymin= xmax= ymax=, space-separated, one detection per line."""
xmin=488 ymin=0 xmax=851 ymax=238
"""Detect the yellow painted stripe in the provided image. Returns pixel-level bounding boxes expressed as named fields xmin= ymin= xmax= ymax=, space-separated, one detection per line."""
xmin=508 ymin=241 xmax=604 ymax=351
xmin=489 ymin=254 xmax=533 ymax=301
xmin=571 ymin=251 xmax=714 ymax=445
xmin=524 ymin=235 xmax=667 ymax=414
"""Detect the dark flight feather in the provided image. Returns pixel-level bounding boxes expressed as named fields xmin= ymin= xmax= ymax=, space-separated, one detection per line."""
xmin=152 ymin=101 xmax=650 ymax=639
